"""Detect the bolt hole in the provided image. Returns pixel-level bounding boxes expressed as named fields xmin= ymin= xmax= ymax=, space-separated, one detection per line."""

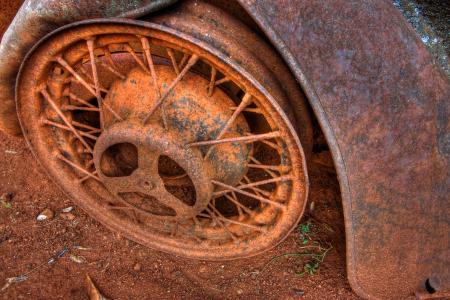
xmin=158 ymin=155 xmax=186 ymax=177
xmin=100 ymin=143 xmax=138 ymax=177
xmin=425 ymin=278 xmax=436 ymax=294
xmin=158 ymin=156 xmax=196 ymax=206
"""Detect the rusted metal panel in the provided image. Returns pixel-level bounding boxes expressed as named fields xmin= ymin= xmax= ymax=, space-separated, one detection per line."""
xmin=237 ymin=0 xmax=450 ymax=298
xmin=0 ymin=0 xmax=178 ymax=135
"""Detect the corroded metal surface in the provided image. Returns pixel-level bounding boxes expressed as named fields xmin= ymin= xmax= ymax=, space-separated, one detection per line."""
xmin=0 ymin=0 xmax=178 ymax=135
xmin=237 ymin=0 xmax=450 ymax=298
xmin=15 ymin=13 xmax=309 ymax=258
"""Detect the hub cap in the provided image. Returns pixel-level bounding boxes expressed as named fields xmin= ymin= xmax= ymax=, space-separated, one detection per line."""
xmin=16 ymin=20 xmax=308 ymax=259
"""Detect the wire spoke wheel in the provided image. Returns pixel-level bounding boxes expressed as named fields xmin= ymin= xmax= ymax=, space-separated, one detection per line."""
xmin=16 ymin=19 xmax=308 ymax=259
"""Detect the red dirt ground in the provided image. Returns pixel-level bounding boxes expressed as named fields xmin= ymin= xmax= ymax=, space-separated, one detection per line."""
xmin=0 ymin=132 xmax=360 ymax=300
xmin=0 ymin=1 xmax=360 ymax=299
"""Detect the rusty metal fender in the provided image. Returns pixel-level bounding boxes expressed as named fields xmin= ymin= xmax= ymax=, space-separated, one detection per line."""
xmin=0 ymin=0 xmax=178 ymax=136
xmin=236 ymin=0 xmax=450 ymax=299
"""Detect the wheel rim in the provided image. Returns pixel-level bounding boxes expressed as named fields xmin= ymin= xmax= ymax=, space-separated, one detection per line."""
xmin=16 ymin=20 xmax=308 ymax=259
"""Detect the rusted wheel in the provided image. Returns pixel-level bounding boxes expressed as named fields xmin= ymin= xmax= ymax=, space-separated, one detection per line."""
xmin=16 ymin=15 xmax=309 ymax=259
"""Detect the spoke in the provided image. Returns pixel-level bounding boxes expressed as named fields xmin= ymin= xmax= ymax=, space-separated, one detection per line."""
xmin=64 ymin=90 xmax=95 ymax=108
xmin=260 ymin=139 xmax=280 ymax=151
xmin=104 ymin=47 xmax=118 ymax=69
xmin=140 ymin=37 xmax=160 ymax=98
xmin=79 ymin=170 xmax=98 ymax=183
xmin=227 ymin=194 xmax=244 ymax=220
xmin=71 ymin=120 xmax=101 ymax=132
xmin=245 ymin=132 xmax=280 ymax=151
xmin=242 ymin=178 xmax=271 ymax=198
xmin=206 ymin=206 xmax=238 ymax=242
xmin=86 ymin=39 xmax=101 ymax=98
xmin=204 ymin=93 xmax=252 ymax=159
xmin=56 ymin=56 xmax=96 ymax=96
xmin=42 ymin=119 xmax=98 ymax=141
xmin=99 ymin=59 xmax=126 ymax=80
xmin=86 ymin=39 xmax=104 ymax=127
xmin=76 ymin=70 xmax=110 ymax=93
xmin=124 ymin=44 xmax=149 ymax=73
xmin=220 ymin=215 xmax=266 ymax=232
xmin=98 ymin=47 xmax=125 ymax=79
xmin=211 ymin=180 xmax=285 ymax=209
xmin=250 ymin=156 xmax=277 ymax=178
xmin=55 ymin=56 xmax=123 ymax=123
xmin=241 ymin=175 xmax=271 ymax=197
xmin=62 ymin=105 xmax=100 ymax=112
xmin=143 ymin=54 xmax=199 ymax=124
xmin=86 ymin=129 xmax=102 ymax=134
xmin=215 ymin=77 xmax=230 ymax=86
xmin=189 ymin=131 xmax=280 ymax=147
xmin=141 ymin=37 xmax=166 ymax=128
xmin=40 ymin=88 xmax=93 ymax=152
xmin=208 ymin=66 xmax=217 ymax=97
xmin=108 ymin=203 xmax=146 ymax=226
xmin=166 ymin=48 xmax=180 ymax=75
xmin=247 ymin=163 xmax=291 ymax=173
xmin=230 ymin=192 xmax=244 ymax=220
xmin=209 ymin=204 xmax=266 ymax=234
xmin=58 ymin=154 xmax=100 ymax=181
xmin=223 ymin=193 xmax=253 ymax=216
xmin=106 ymin=196 xmax=160 ymax=223
xmin=178 ymin=53 xmax=189 ymax=70
xmin=231 ymin=107 xmax=263 ymax=114
xmin=107 ymin=196 xmax=156 ymax=221
xmin=215 ymin=174 xmax=277 ymax=198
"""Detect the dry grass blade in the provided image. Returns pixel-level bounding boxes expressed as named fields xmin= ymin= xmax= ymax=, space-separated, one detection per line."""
xmin=86 ymin=275 xmax=109 ymax=300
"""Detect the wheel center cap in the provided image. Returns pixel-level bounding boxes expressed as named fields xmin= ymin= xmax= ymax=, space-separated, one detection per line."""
xmin=93 ymin=121 xmax=213 ymax=221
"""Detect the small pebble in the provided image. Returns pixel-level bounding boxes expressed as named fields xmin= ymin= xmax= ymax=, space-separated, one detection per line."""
xmin=62 ymin=206 xmax=74 ymax=213
xmin=237 ymin=288 xmax=244 ymax=295
xmin=60 ymin=212 xmax=76 ymax=221
xmin=37 ymin=208 xmax=54 ymax=221
xmin=293 ymin=288 xmax=305 ymax=296
xmin=309 ymin=201 xmax=315 ymax=212
xmin=73 ymin=245 xmax=91 ymax=251
xmin=69 ymin=255 xmax=86 ymax=264
xmin=133 ymin=263 xmax=142 ymax=271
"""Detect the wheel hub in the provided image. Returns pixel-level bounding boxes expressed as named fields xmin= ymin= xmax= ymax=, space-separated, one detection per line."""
xmin=94 ymin=122 xmax=214 ymax=221
xmin=103 ymin=66 xmax=251 ymax=186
